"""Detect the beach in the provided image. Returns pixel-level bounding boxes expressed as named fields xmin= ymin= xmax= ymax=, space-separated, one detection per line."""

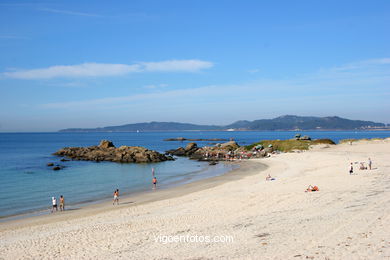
xmin=1 ymin=139 xmax=389 ymax=259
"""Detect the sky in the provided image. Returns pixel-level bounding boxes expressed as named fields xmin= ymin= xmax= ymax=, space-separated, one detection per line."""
xmin=0 ymin=0 xmax=389 ymax=132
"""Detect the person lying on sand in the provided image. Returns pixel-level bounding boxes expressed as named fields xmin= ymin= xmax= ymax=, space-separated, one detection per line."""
xmin=266 ymin=174 xmax=275 ymax=181
xmin=305 ymin=185 xmax=319 ymax=192
xmin=359 ymin=162 xmax=367 ymax=170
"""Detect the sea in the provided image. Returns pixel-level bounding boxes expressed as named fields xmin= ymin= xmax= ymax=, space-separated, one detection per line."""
xmin=1 ymin=131 xmax=390 ymax=219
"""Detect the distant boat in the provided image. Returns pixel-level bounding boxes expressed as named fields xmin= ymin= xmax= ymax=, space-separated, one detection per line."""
xmin=137 ymin=130 xmax=140 ymax=133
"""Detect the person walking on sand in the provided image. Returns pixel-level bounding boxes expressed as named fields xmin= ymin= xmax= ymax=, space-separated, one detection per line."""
xmin=51 ymin=197 xmax=58 ymax=213
xmin=152 ymin=176 xmax=157 ymax=189
xmin=368 ymin=158 xmax=372 ymax=170
xmin=349 ymin=162 xmax=354 ymax=175
xmin=59 ymin=195 xmax=65 ymax=211
xmin=113 ymin=189 xmax=119 ymax=205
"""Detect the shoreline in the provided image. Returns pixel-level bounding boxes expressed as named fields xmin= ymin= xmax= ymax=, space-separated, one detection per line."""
xmin=0 ymin=158 xmax=237 ymax=222
xmin=0 ymin=160 xmax=266 ymax=230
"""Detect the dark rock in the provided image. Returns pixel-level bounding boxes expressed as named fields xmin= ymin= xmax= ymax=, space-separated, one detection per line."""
xmin=47 ymin=163 xmax=54 ymax=166
xmin=52 ymin=166 xmax=61 ymax=171
xmin=185 ymin=142 xmax=197 ymax=150
xmin=164 ymin=137 xmax=187 ymax=141
xmin=60 ymin=159 xmax=70 ymax=162
xmin=99 ymin=140 xmax=115 ymax=149
xmin=166 ymin=147 xmax=187 ymax=156
xmin=185 ymin=142 xmax=198 ymax=153
xmin=166 ymin=142 xmax=200 ymax=157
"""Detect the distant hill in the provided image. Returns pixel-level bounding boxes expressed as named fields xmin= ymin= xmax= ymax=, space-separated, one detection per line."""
xmin=224 ymin=115 xmax=386 ymax=130
xmin=59 ymin=115 xmax=386 ymax=132
xmin=60 ymin=122 xmax=222 ymax=132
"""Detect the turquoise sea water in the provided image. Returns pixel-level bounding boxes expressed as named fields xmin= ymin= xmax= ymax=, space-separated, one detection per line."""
xmin=1 ymin=131 xmax=390 ymax=218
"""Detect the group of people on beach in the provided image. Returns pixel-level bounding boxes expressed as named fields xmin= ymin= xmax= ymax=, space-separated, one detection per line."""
xmin=51 ymin=195 xmax=65 ymax=213
xmin=306 ymin=158 xmax=374 ymax=193
xmin=51 ymin=169 xmax=158 ymax=210
xmin=349 ymin=158 xmax=372 ymax=175
xmin=112 ymin=170 xmax=158 ymax=206
xmin=264 ymin=157 xmax=374 ymax=193
xmin=305 ymin=158 xmax=373 ymax=192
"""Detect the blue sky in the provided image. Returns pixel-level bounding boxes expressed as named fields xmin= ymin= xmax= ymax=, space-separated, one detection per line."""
xmin=0 ymin=0 xmax=389 ymax=131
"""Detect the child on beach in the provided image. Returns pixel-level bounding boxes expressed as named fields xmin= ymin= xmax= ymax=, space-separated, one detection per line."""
xmin=59 ymin=195 xmax=65 ymax=211
xmin=152 ymin=177 xmax=157 ymax=189
xmin=51 ymin=197 xmax=58 ymax=213
xmin=265 ymin=174 xmax=275 ymax=181
xmin=113 ymin=189 xmax=119 ymax=205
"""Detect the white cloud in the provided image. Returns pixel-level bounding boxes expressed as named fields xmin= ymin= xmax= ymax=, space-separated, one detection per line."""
xmin=141 ymin=60 xmax=213 ymax=72
xmin=3 ymin=63 xmax=140 ymax=79
xmin=39 ymin=57 xmax=390 ymax=111
xmin=2 ymin=60 xmax=214 ymax=80
xmin=330 ymin=58 xmax=390 ymax=72
xmin=40 ymin=85 xmax=221 ymax=109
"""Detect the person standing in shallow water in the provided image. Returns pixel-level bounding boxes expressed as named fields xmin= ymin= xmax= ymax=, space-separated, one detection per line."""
xmin=51 ymin=197 xmax=58 ymax=213
xmin=152 ymin=177 xmax=157 ymax=189
xmin=113 ymin=189 xmax=119 ymax=205
xmin=59 ymin=195 xmax=65 ymax=211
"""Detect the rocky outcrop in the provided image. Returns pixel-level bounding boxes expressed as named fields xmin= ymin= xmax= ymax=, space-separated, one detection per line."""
xmin=165 ymin=140 xmax=257 ymax=161
xmin=218 ymin=141 xmax=239 ymax=150
xmin=164 ymin=137 xmax=186 ymax=141
xmin=54 ymin=140 xmax=173 ymax=163
xmin=294 ymin=134 xmax=311 ymax=141
xmin=166 ymin=142 xmax=199 ymax=156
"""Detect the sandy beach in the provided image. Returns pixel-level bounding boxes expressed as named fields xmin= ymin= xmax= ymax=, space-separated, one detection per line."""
xmin=1 ymin=139 xmax=389 ymax=259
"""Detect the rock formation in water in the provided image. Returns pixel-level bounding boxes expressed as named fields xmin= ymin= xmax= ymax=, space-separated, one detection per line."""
xmin=166 ymin=140 xmax=275 ymax=161
xmin=54 ymin=140 xmax=174 ymax=163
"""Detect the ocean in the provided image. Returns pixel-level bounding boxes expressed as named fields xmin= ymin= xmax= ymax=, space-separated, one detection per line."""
xmin=1 ymin=131 xmax=390 ymax=219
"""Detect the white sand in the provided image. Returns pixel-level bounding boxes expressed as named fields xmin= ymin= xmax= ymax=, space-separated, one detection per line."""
xmin=1 ymin=139 xmax=389 ymax=259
